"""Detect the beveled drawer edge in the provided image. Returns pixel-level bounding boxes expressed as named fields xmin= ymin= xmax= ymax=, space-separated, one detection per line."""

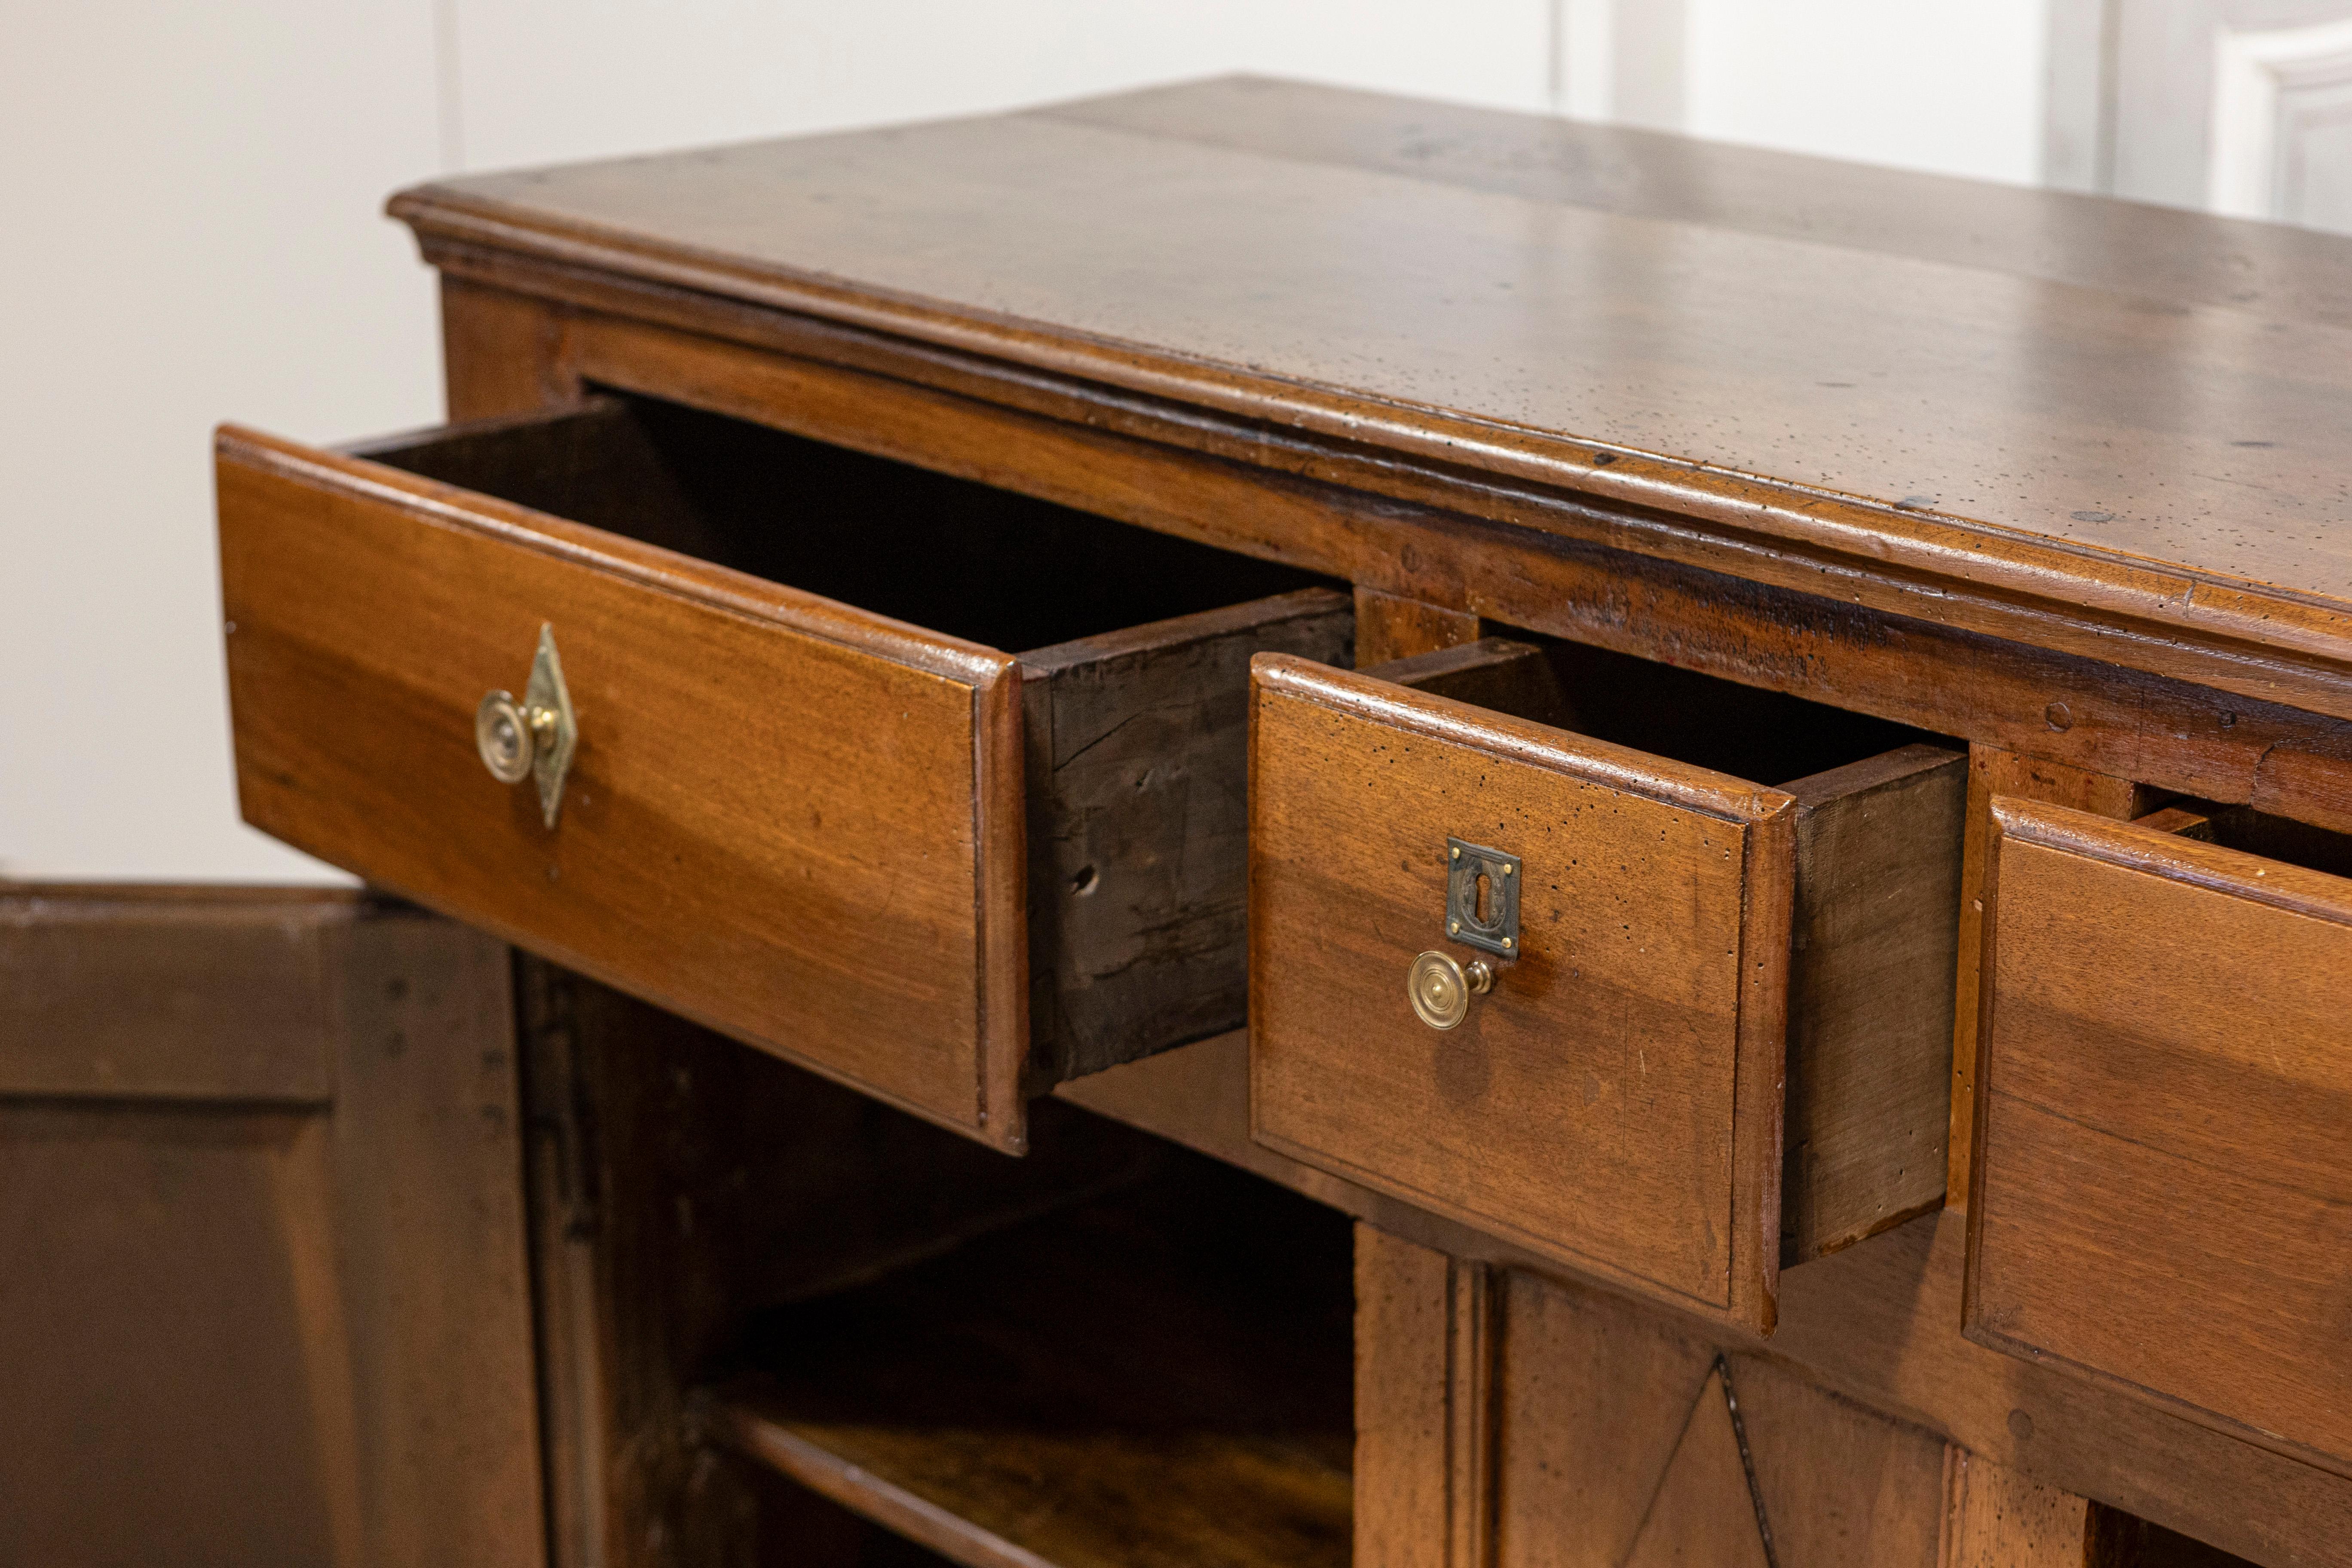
xmin=298 ymin=844 xmax=1038 ymax=1151
xmin=1958 ymin=1310 xmax=2352 ymax=1486
xmin=1250 ymin=652 xmax=1799 ymax=828
xmin=219 ymin=719 xmax=1034 ymax=1154
xmin=1019 ymin=585 xmax=1352 ymax=676
xmin=1986 ymin=796 xmax=2352 ymax=924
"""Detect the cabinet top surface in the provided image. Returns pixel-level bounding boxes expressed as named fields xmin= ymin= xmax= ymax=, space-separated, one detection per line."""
xmin=396 ymin=76 xmax=2352 ymax=641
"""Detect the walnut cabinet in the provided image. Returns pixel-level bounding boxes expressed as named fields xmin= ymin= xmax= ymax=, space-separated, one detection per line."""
xmin=153 ymin=75 xmax=2352 ymax=1568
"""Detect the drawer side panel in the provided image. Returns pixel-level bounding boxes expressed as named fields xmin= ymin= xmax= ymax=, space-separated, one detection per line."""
xmin=1023 ymin=589 xmax=1354 ymax=1082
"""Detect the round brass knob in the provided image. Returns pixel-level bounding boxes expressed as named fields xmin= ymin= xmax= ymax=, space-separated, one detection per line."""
xmin=1408 ymin=949 xmax=1494 ymax=1031
xmin=476 ymin=627 xmax=579 ymax=827
xmin=476 ymin=690 xmax=536 ymax=784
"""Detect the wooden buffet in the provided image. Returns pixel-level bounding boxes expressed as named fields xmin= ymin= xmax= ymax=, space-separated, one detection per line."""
xmin=14 ymin=74 xmax=2352 ymax=1568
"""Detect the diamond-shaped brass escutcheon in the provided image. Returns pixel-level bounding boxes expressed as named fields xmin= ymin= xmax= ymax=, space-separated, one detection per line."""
xmin=474 ymin=624 xmax=577 ymax=828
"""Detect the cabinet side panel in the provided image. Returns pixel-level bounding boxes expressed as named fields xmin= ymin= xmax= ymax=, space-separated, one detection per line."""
xmin=442 ymin=277 xmax=578 ymax=423
xmin=0 ymin=887 xmax=543 ymax=1568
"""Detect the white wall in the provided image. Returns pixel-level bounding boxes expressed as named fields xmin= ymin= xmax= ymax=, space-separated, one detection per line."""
xmin=451 ymin=2 xmax=1554 ymax=170
xmin=0 ymin=0 xmax=2051 ymax=883
xmin=2 ymin=4 xmax=444 ymax=884
xmin=1558 ymin=0 xmax=2047 ymax=184
xmin=1682 ymin=0 xmax=2048 ymax=185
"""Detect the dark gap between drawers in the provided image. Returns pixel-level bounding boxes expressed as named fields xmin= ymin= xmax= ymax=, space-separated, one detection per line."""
xmin=2150 ymin=798 xmax=2352 ymax=878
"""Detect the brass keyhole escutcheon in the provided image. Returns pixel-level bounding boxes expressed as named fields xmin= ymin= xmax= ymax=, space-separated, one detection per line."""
xmin=475 ymin=624 xmax=577 ymax=828
xmin=1445 ymin=838 xmax=1520 ymax=957
xmin=1409 ymin=949 xmax=1493 ymax=1031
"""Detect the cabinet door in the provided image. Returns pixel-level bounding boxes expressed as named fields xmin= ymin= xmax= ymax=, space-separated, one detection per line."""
xmin=1354 ymin=1224 xmax=2113 ymax=1568
xmin=0 ymin=885 xmax=542 ymax=1568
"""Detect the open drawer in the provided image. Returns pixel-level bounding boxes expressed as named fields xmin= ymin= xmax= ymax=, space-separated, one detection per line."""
xmin=1248 ymin=638 xmax=1964 ymax=1332
xmin=1966 ymin=798 xmax=2352 ymax=1467
xmin=217 ymin=394 xmax=1348 ymax=1151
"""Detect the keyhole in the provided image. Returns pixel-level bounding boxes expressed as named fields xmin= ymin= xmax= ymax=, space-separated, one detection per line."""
xmin=1475 ymin=873 xmax=1491 ymax=924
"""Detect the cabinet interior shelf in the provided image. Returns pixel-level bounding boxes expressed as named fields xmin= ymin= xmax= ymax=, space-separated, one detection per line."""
xmin=703 ymin=1149 xmax=1354 ymax=1568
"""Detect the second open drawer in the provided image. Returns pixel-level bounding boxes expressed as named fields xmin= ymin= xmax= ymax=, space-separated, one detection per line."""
xmin=217 ymin=393 xmax=1348 ymax=1152
xmin=1248 ymin=639 xmax=1964 ymax=1332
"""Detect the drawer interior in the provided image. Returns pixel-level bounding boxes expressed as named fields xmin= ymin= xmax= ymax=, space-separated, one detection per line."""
xmin=329 ymin=391 xmax=1351 ymax=1120
xmin=1370 ymin=627 xmax=1942 ymax=788
xmin=362 ymin=392 xmax=1329 ymax=654
xmin=2140 ymin=799 xmax=2352 ymax=876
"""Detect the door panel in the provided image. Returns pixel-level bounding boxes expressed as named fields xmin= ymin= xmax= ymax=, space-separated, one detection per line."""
xmin=0 ymin=885 xmax=543 ymax=1568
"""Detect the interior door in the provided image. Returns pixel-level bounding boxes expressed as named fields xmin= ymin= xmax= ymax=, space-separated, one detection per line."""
xmin=0 ymin=884 xmax=544 ymax=1568
xmin=2050 ymin=0 xmax=2352 ymax=232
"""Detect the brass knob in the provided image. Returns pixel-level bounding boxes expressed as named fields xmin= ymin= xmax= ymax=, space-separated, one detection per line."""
xmin=475 ymin=625 xmax=579 ymax=827
xmin=476 ymin=690 xmax=540 ymax=783
xmin=1409 ymin=949 xmax=1493 ymax=1031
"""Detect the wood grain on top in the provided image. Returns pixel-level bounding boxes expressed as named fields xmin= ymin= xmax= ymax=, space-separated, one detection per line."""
xmin=1048 ymin=77 xmax=2352 ymax=331
xmin=394 ymin=77 xmax=2352 ymax=658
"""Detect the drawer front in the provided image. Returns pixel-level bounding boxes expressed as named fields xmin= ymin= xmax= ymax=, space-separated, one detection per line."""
xmin=217 ymin=426 xmax=1029 ymax=1147
xmin=1966 ymin=799 xmax=2352 ymax=1462
xmin=1248 ymin=655 xmax=1793 ymax=1330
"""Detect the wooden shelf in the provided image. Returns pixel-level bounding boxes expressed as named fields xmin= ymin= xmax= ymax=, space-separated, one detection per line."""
xmin=705 ymin=1152 xmax=1352 ymax=1568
